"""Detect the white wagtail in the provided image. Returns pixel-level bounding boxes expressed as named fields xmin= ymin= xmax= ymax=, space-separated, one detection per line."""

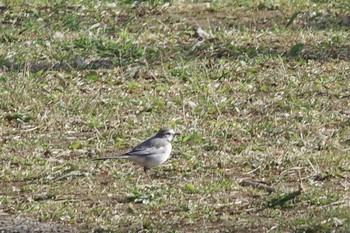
xmin=94 ymin=129 xmax=180 ymax=180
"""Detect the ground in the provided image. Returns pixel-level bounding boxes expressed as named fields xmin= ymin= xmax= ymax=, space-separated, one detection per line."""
xmin=1 ymin=0 xmax=350 ymax=232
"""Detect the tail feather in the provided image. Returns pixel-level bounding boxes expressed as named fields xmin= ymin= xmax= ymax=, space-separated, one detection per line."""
xmin=93 ymin=155 xmax=129 ymax=160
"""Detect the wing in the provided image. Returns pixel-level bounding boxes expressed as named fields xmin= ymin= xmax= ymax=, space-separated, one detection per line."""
xmin=124 ymin=137 xmax=167 ymax=157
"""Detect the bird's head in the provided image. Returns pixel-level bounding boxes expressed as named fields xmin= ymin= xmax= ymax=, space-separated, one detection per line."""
xmin=156 ymin=128 xmax=180 ymax=142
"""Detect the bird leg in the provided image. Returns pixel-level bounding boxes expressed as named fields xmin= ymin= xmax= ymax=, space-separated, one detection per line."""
xmin=144 ymin=167 xmax=152 ymax=181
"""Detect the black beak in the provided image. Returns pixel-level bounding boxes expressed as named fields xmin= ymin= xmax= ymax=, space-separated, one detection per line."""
xmin=174 ymin=132 xmax=180 ymax=136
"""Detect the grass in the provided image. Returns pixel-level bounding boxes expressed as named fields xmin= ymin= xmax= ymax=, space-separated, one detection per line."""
xmin=1 ymin=0 xmax=350 ymax=232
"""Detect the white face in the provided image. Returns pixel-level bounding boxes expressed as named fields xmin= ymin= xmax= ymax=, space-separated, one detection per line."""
xmin=165 ymin=129 xmax=176 ymax=142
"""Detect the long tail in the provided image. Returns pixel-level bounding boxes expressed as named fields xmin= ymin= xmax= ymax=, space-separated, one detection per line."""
xmin=93 ymin=155 xmax=129 ymax=160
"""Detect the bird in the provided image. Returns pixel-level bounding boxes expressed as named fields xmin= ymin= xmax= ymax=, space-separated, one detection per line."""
xmin=94 ymin=129 xmax=180 ymax=180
